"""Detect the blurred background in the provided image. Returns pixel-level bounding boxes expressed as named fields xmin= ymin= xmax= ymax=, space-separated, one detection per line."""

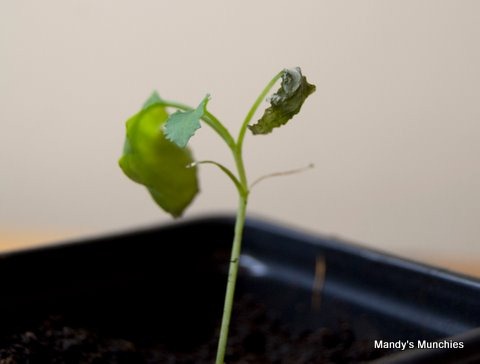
xmin=1 ymin=1 xmax=479 ymax=275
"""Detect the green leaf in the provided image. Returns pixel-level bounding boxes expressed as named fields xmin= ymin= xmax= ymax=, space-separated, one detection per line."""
xmin=142 ymin=90 xmax=163 ymax=109
xmin=248 ymin=67 xmax=316 ymax=135
xmin=164 ymin=95 xmax=209 ymax=148
xmin=119 ymin=102 xmax=199 ymax=218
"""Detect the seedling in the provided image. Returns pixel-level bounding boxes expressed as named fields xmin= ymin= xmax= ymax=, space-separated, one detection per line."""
xmin=119 ymin=68 xmax=315 ymax=363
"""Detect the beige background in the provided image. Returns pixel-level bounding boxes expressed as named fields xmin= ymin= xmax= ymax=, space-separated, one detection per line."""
xmin=1 ymin=1 xmax=479 ymax=273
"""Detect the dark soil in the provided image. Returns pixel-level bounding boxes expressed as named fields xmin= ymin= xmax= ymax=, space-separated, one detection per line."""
xmin=0 ymin=296 xmax=384 ymax=364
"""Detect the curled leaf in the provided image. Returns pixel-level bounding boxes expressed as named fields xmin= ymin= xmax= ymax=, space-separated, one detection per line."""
xmin=248 ymin=67 xmax=316 ymax=135
xmin=119 ymin=100 xmax=198 ymax=218
xmin=164 ymin=95 xmax=209 ymax=148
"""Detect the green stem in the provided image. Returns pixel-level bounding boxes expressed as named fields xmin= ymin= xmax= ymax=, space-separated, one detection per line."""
xmin=205 ymin=110 xmax=236 ymax=151
xmin=214 ymin=141 xmax=249 ymax=364
xmin=215 ymin=194 xmax=248 ymax=364
xmin=163 ymin=99 xmax=248 ymax=364
xmin=233 ymin=148 xmax=248 ymax=189
xmin=166 ymin=71 xmax=284 ymax=363
xmin=191 ymin=160 xmax=245 ymax=196
xmin=214 ymin=71 xmax=284 ymax=364
xmin=236 ymin=71 xmax=283 ymax=151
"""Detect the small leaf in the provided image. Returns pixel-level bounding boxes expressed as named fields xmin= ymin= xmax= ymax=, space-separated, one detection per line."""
xmin=142 ymin=91 xmax=163 ymax=109
xmin=164 ymin=95 xmax=209 ymax=148
xmin=248 ymin=67 xmax=316 ymax=135
xmin=119 ymin=102 xmax=199 ymax=218
xmin=142 ymin=91 xmax=162 ymax=110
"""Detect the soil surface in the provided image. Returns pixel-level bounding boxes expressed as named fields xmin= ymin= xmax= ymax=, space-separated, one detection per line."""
xmin=0 ymin=296 xmax=385 ymax=364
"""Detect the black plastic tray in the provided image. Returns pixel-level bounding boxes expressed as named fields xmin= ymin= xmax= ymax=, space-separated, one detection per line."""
xmin=0 ymin=216 xmax=479 ymax=363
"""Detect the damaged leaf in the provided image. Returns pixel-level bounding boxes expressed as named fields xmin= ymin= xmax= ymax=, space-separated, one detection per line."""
xmin=248 ymin=67 xmax=315 ymax=135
